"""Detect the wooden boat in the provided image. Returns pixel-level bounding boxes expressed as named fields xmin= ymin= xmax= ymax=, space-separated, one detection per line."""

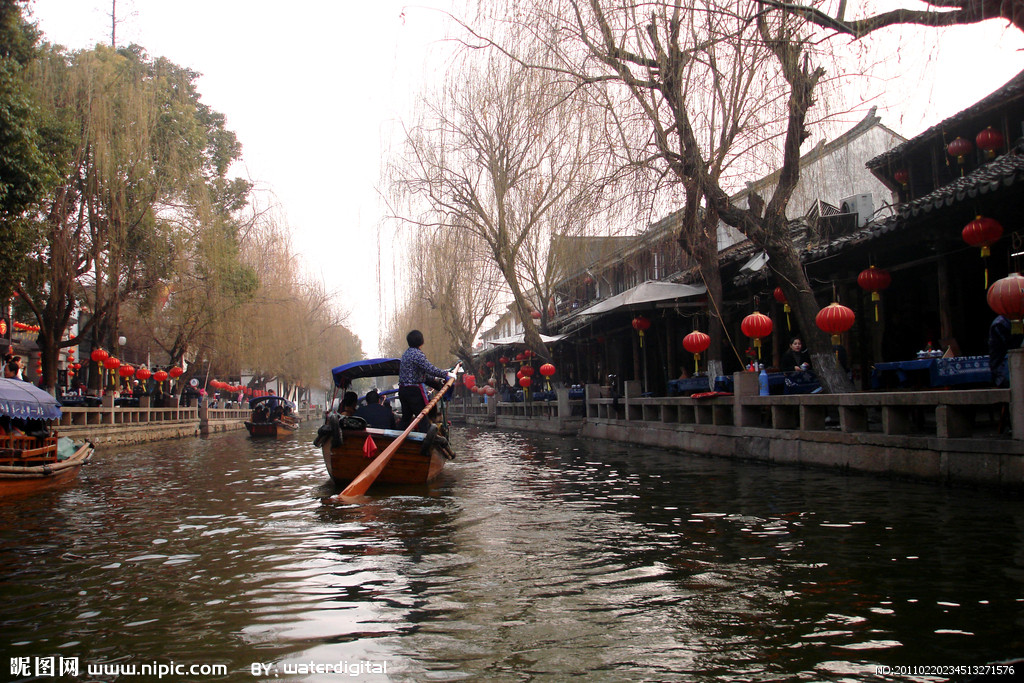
xmin=316 ymin=358 xmax=455 ymax=487
xmin=245 ymin=395 xmax=298 ymax=438
xmin=0 ymin=434 xmax=93 ymax=498
xmin=0 ymin=377 xmax=92 ymax=497
xmin=243 ymin=419 xmax=298 ymax=438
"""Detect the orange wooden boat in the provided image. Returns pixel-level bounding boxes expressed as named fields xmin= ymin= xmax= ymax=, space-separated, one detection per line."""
xmin=317 ymin=358 xmax=455 ymax=487
xmin=0 ymin=435 xmax=93 ymax=498
xmin=319 ymin=422 xmax=452 ymax=486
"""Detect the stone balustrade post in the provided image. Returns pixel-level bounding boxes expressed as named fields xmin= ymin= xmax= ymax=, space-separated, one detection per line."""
xmin=1009 ymin=348 xmax=1024 ymax=440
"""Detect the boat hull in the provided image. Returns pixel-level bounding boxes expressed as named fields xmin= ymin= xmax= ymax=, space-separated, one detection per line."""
xmin=321 ymin=428 xmax=447 ymax=486
xmin=0 ymin=442 xmax=94 ymax=498
xmin=245 ymin=420 xmax=297 ymax=438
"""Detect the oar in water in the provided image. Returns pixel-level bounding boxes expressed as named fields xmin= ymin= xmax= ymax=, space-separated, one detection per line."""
xmin=329 ymin=369 xmax=459 ymax=501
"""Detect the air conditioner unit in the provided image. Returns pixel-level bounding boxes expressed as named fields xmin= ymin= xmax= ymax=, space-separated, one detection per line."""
xmin=840 ymin=194 xmax=874 ymax=227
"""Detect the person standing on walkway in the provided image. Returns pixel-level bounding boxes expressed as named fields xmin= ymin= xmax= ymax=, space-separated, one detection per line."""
xmin=398 ymin=330 xmax=454 ymax=432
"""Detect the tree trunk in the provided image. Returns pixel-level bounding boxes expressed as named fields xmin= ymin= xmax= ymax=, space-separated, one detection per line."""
xmin=766 ymin=242 xmax=854 ymax=393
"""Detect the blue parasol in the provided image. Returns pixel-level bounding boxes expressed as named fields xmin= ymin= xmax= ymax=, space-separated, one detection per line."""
xmin=0 ymin=378 xmax=62 ymax=420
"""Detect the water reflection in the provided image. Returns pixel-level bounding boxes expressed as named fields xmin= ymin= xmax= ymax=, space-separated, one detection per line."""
xmin=0 ymin=425 xmax=1021 ymax=681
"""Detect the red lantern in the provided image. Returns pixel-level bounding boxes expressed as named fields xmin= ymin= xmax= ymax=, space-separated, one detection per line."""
xmin=987 ymin=273 xmax=1024 ymax=333
xmin=741 ymin=312 xmax=773 ymax=359
xmin=893 ymin=168 xmax=909 ymax=187
xmin=519 ymin=376 xmax=532 ymax=388
xmin=631 ymin=315 xmax=652 ymax=348
xmin=857 ymin=266 xmax=892 ymax=322
xmin=153 ymin=370 xmax=168 ymax=382
xmin=815 ymin=303 xmax=855 ymax=345
xmin=91 ymin=348 xmax=108 ymax=363
xmin=683 ymin=330 xmax=711 ymax=374
xmin=135 ymin=367 xmax=151 ymax=380
xmin=521 ymin=365 xmax=535 ymax=377
xmin=539 ymin=363 xmax=556 ymax=377
xmin=103 ymin=357 xmax=119 ymax=370
xmin=484 ymin=385 xmax=496 ymax=397
xmin=485 ymin=360 xmax=495 ymax=369
xmin=498 ymin=356 xmax=509 ymax=365
xmin=524 ymin=349 xmax=533 ymax=358
xmin=963 ymin=215 xmax=1003 ymax=288
xmin=773 ymin=286 xmax=791 ymax=330
xmin=976 ymin=126 xmax=1004 ymax=159
xmin=530 ymin=310 xmax=541 ymax=319
xmin=947 ymin=136 xmax=973 ymax=164
xmin=119 ymin=365 xmax=134 ymax=378
xmin=515 ymin=353 xmax=526 ymax=362
xmin=169 ymin=366 xmax=184 ymax=379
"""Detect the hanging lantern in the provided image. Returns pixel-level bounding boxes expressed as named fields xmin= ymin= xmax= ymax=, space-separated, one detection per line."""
xmin=987 ymin=273 xmax=1024 ymax=334
xmin=893 ymin=168 xmax=909 ymax=187
xmin=90 ymin=348 xmax=108 ymax=363
xmin=963 ymin=215 xmax=1003 ymax=288
xmin=815 ymin=303 xmax=855 ymax=345
xmin=488 ymin=377 xmax=496 ymax=387
xmin=103 ymin=357 xmax=119 ymax=371
xmin=947 ymin=136 xmax=974 ymax=165
xmin=153 ymin=370 xmax=168 ymax=383
xmin=976 ymin=126 xmax=1004 ymax=160
xmin=539 ymin=363 xmax=556 ymax=390
xmin=499 ymin=356 xmax=509 ymax=366
xmin=740 ymin=312 xmax=773 ymax=360
xmin=631 ymin=315 xmax=652 ymax=348
xmin=485 ymin=360 xmax=495 ymax=369
xmin=773 ymin=287 xmax=791 ymax=330
xmin=135 ymin=367 xmax=151 ymax=381
xmin=682 ymin=331 xmax=711 ymax=374
xmin=484 ymin=385 xmax=496 ymax=397
xmin=521 ymin=365 xmax=535 ymax=378
xmin=118 ymin=365 xmax=134 ymax=378
xmin=519 ymin=376 xmax=532 ymax=388
xmin=857 ymin=266 xmax=892 ymax=322
xmin=169 ymin=366 xmax=184 ymax=379
xmin=515 ymin=352 xmax=526 ymax=362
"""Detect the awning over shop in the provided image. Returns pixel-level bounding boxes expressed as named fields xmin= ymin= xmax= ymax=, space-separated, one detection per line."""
xmin=576 ymin=280 xmax=706 ymax=316
xmin=484 ymin=332 xmax=567 ymax=346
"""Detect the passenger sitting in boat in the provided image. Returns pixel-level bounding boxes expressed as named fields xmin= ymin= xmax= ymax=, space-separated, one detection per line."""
xmin=398 ymin=329 xmax=453 ymax=433
xmin=355 ymin=388 xmax=396 ymax=430
xmin=252 ymin=404 xmax=269 ymax=423
xmin=340 ymin=391 xmax=358 ymax=417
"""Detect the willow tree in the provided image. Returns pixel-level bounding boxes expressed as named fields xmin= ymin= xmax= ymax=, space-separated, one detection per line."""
xmin=17 ymin=43 xmax=247 ymax=392
xmin=761 ymin=0 xmax=1024 ymax=35
xmin=495 ymin=0 xmax=854 ymax=392
xmin=408 ymin=221 xmax=505 ymax=370
xmin=389 ymin=44 xmax=616 ymax=361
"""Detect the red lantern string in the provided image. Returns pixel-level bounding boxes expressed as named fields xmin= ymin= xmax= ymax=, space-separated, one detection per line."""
xmin=963 ymin=215 xmax=1003 ymax=289
xmin=773 ymin=287 xmax=791 ymax=330
xmin=987 ymin=273 xmax=1024 ymax=334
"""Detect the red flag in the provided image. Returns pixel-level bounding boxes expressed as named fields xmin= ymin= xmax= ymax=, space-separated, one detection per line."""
xmin=362 ymin=435 xmax=377 ymax=458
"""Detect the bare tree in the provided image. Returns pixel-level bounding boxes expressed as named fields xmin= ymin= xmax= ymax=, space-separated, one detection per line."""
xmin=760 ymin=0 xmax=1024 ymax=37
xmin=388 ymin=43 xmax=617 ymax=361
xmin=485 ymin=0 xmax=854 ymax=391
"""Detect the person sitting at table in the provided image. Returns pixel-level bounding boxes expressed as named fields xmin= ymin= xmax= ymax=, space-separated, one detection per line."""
xmin=781 ymin=337 xmax=811 ymax=372
xmin=988 ymin=314 xmax=1023 ymax=388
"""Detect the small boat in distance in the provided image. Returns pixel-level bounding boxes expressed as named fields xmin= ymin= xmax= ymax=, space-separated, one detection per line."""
xmin=315 ymin=358 xmax=455 ymax=488
xmin=0 ymin=377 xmax=93 ymax=498
xmin=244 ymin=395 xmax=298 ymax=438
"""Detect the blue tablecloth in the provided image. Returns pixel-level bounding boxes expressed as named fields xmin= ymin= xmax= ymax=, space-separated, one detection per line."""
xmin=871 ymin=356 xmax=990 ymax=388
xmin=668 ymin=373 xmax=817 ymax=396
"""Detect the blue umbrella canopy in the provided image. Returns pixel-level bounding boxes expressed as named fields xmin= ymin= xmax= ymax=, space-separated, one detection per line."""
xmin=0 ymin=378 xmax=62 ymax=420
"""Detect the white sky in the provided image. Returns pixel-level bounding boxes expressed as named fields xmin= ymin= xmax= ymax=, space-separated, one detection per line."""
xmin=25 ymin=0 xmax=1024 ymax=356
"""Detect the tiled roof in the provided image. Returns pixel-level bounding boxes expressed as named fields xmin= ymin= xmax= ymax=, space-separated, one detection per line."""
xmin=866 ymin=68 xmax=1024 ymax=170
xmin=805 ymin=144 xmax=1024 ymax=260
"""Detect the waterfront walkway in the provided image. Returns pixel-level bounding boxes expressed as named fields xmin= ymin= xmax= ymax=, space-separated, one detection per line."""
xmin=447 ymin=350 xmax=1024 ymax=491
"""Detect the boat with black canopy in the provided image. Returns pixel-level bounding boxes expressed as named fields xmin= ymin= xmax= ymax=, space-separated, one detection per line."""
xmin=244 ymin=395 xmax=298 ymax=437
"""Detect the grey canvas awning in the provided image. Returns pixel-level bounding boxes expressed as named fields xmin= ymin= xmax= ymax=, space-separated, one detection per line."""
xmin=484 ymin=332 xmax=567 ymax=346
xmin=576 ymin=280 xmax=706 ymax=316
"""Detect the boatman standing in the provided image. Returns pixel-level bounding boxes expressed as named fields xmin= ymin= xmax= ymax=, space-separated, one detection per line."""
xmin=398 ymin=330 xmax=456 ymax=432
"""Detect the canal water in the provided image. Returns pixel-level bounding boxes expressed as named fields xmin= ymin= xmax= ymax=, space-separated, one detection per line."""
xmin=1 ymin=424 xmax=1022 ymax=682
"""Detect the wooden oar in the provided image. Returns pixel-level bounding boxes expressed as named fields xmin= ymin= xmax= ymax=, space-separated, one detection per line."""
xmin=330 ymin=373 xmax=458 ymax=501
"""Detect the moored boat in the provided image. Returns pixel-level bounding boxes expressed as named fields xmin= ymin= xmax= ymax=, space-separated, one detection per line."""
xmin=0 ymin=377 xmax=93 ymax=497
xmin=316 ymin=358 xmax=455 ymax=488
